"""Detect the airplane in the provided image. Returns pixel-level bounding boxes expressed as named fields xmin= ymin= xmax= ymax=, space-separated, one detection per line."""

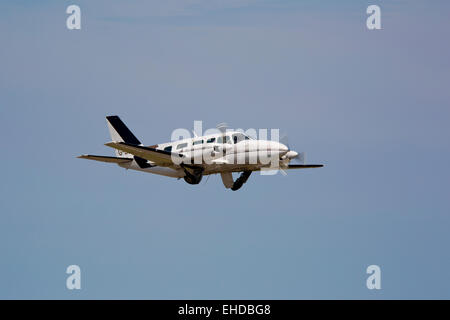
xmin=78 ymin=116 xmax=323 ymax=191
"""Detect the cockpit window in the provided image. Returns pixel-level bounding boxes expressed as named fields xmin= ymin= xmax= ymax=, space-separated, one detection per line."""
xmin=177 ymin=142 xmax=188 ymax=149
xmin=164 ymin=145 xmax=172 ymax=152
xmin=193 ymin=140 xmax=203 ymax=145
xmin=206 ymin=137 xmax=215 ymax=143
xmin=217 ymin=135 xmax=232 ymax=144
xmin=232 ymin=133 xmax=248 ymax=144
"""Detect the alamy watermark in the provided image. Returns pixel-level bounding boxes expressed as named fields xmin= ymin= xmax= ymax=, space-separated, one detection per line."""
xmin=366 ymin=265 xmax=381 ymax=290
xmin=367 ymin=5 xmax=381 ymax=30
xmin=66 ymin=5 xmax=81 ymax=30
xmin=67 ymin=5 xmax=381 ymax=31
xmin=66 ymin=265 xmax=81 ymax=290
xmin=162 ymin=121 xmax=297 ymax=176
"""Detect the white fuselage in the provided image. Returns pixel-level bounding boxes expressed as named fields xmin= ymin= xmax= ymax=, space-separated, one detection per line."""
xmin=118 ymin=131 xmax=294 ymax=178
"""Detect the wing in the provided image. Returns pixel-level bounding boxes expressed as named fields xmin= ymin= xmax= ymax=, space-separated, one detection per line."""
xmin=77 ymin=154 xmax=133 ymax=164
xmin=286 ymin=164 xmax=324 ymax=169
xmin=248 ymin=164 xmax=323 ymax=173
xmin=104 ymin=141 xmax=185 ymax=166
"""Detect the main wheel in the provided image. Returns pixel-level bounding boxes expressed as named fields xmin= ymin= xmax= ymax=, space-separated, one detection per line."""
xmin=183 ymin=174 xmax=203 ymax=185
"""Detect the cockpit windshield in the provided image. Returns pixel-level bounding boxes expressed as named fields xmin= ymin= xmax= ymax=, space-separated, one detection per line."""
xmin=232 ymin=133 xmax=250 ymax=144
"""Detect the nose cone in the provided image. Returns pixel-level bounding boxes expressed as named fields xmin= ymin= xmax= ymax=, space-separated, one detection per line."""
xmin=266 ymin=141 xmax=289 ymax=154
xmin=279 ymin=143 xmax=289 ymax=152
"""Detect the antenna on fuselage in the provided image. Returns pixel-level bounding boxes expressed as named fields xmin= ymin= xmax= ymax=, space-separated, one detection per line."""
xmin=216 ymin=122 xmax=228 ymax=133
xmin=192 ymin=120 xmax=202 ymax=138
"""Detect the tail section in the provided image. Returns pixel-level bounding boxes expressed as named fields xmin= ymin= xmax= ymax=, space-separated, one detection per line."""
xmin=106 ymin=115 xmax=141 ymax=158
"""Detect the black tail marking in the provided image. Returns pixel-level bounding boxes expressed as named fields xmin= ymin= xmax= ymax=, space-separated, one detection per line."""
xmin=106 ymin=115 xmax=141 ymax=145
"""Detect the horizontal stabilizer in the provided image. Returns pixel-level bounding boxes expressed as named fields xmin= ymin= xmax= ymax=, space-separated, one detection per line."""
xmin=77 ymin=154 xmax=133 ymax=164
xmin=105 ymin=141 xmax=184 ymax=165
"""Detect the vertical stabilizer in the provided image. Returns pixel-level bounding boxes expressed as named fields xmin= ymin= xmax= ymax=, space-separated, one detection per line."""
xmin=106 ymin=115 xmax=141 ymax=158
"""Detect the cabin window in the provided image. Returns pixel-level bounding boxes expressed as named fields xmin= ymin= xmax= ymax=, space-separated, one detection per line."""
xmin=177 ymin=142 xmax=188 ymax=149
xmin=217 ymin=136 xmax=232 ymax=144
xmin=207 ymin=137 xmax=215 ymax=143
xmin=164 ymin=145 xmax=172 ymax=152
xmin=193 ymin=140 xmax=203 ymax=145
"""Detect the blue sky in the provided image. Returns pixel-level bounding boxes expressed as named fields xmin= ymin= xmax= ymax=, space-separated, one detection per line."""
xmin=1 ymin=0 xmax=450 ymax=299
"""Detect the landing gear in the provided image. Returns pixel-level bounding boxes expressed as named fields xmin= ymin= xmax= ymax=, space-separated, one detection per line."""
xmin=183 ymin=174 xmax=203 ymax=185
xmin=231 ymin=171 xmax=252 ymax=191
xmin=220 ymin=170 xmax=253 ymax=191
xmin=182 ymin=165 xmax=204 ymax=185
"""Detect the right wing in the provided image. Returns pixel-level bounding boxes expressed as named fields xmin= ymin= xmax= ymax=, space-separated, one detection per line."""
xmin=77 ymin=154 xmax=133 ymax=164
xmin=286 ymin=164 xmax=324 ymax=169
xmin=104 ymin=141 xmax=185 ymax=166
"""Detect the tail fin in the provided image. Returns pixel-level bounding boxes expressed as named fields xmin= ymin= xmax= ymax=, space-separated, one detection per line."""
xmin=106 ymin=115 xmax=141 ymax=158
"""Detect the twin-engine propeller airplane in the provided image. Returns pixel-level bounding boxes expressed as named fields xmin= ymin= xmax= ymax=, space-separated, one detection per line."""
xmin=78 ymin=116 xmax=323 ymax=191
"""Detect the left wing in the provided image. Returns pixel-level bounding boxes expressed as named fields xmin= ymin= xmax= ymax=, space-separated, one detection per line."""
xmin=104 ymin=141 xmax=184 ymax=166
xmin=77 ymin=154 xmax=133 ymax=164
xmin=286 ymin=164 xmax=323 ymax=169
xmin=250 ymin=164 xmax=323 ymax=173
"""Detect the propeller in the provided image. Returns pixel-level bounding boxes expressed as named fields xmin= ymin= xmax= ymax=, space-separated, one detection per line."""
xmin=278 ymin=133 xmax=305 ymax=175
xmin=280 ymin=132 xmax=291 ymax=150
xmin=280 ymin=133 xmax=305 ymax=163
